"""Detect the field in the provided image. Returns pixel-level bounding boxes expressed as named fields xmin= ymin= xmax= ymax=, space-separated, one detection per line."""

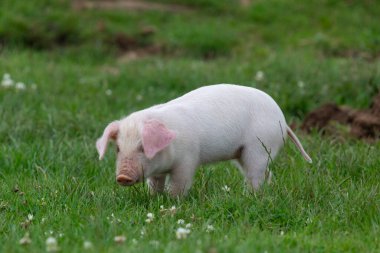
xmin=1 ymin=0 xmax=380 ymax=252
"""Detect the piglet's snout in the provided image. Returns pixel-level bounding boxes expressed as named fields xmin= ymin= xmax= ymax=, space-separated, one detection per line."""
xmin=116 ymin=175 xmax=135 ymax=186
xmin=116 ymin=168 xmax=141 ymax=186
xmin=116 ymin=157 xmax=142 ymax=186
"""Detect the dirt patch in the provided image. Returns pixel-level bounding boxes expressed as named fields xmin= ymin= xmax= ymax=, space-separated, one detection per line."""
xmin=107 ymin=26 xmax=164 ymax=62
xmin=112 ymin=33 xmax=141 ymax=51
xmin=301 ymin=103 xmax=356 ymax=132
xmin=117 ymin=44 xmax=164 ymax=63
xmin=0 ymin=20 xmax=82 ymax=50
xmin=240 ymin=0 xmax=252 ymax=7
xmin=72 ymin=0 xmax=192 ymax=12
xmin=370 ymin=91 xmax=380 ymax=115
xmin=111 ymin=26 xmax=155 ymax=50
xmin=301 ymin=92 xmax=380 ymax=140
xmin=326 ymin=48 xmax=380 ymax=62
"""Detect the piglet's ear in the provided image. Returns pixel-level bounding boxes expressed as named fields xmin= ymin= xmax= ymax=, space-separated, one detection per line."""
xmin=96 ymin=121 xmax=119 ymax=160
xmin=142 ymin=119 xmax=176 ymax=159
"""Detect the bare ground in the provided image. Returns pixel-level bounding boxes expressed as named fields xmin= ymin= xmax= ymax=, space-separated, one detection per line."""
xmin=72 ymin=0 xmax=192 ymax=12
xmin=301 ymin=92 xmax=380 ymax=140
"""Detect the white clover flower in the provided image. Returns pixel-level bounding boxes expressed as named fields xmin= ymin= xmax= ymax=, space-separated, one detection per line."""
xmin=185 ymin=223 xmax=192 ymax=229
xmin=40 ymin=198 xmax=47 ymax=206
xmin=1 ymin=74 xmax=13 ymax=88
xmin=27 ymin=214 xmax=34 ymax=221
xmin=19 ymin=232 xmax=32 ymax=245
xmin=222 ymin=185 xmax=230 ymax=192
xmin=297 ymin=81 xmax=305 ymax=88
xmin=177 ymin=219 xmax=185 ymax=225
xmin=46 ymin=237 xmax=59 ymax=252
xmin=176 ymin=227 xmax=191 ymax=239
xmin=105 ymin=89 xmax=112 ymax=96
xmin=206 ymin=225 xmax=215 ymax=233
xmin=160 ymin=205 xmax=177 ymax=216
xmin=41 ymin=217 xmax=47 ymax=224
xmin=145 ymin=213 xmax=154 ymax=223
xmin=83 ymin=240 xmax=93 ymax=249
xmin=114 ymin=235 xmax=126 ymax=244
xmin=255 ymin=70 xmax=265 ymax=81
xmin=140 ymin=228 xmax=146 ymax=237
xmin=108 ymin=213 xmax=121 ymax=224
xmin=280 ymin=230 xmax=285 ymax=236
xmin=15 ymin=82 xmax=26 ymax=90
xmin=132 ymin=238 xmax=138 ymax=244
xmin=31 ymin=84 xmax=37 ymax=90
xmin=136 ymin=94 xmax=143 ymax=101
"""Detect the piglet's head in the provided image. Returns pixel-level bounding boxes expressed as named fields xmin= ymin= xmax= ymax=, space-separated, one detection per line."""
xmin=96 ymin=118 xmax=176 ymax=186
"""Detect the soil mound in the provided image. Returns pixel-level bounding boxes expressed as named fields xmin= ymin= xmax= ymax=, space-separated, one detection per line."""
xmin=301 ymin=92 xmax=380 ymax=140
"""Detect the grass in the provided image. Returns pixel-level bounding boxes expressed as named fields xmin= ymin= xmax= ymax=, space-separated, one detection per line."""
xmin=1 ymin=0 xmax=380 ymax=252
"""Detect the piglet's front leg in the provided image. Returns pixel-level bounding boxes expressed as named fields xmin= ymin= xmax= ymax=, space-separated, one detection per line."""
xmin=147 ymin=175 xmax=167 ymax=194
xmin=167 ymin=161 xmax=197 ymax=197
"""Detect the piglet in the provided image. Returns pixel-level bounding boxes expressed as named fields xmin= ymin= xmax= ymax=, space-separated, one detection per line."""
xmin=96 ymin=84 xmax=312 ymax=196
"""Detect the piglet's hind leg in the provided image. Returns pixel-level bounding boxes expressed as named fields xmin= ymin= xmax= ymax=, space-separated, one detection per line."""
xmin=239 ymin=146 xmax=271 ymax=190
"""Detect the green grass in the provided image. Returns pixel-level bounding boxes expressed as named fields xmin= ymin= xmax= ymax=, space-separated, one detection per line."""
xmin=1 ymin=0 xmax=380 ymax=252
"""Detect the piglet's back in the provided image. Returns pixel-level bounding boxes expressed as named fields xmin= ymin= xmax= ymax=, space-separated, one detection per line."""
xmin=145 ymin=84 xmax=287 ymax=163
xmin=164 ymin=84 xmax=285 ymax=128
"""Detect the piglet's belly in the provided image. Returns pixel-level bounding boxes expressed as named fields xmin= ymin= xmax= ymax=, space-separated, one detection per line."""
xmin=198 ymin=142 xmax=244 ymax=164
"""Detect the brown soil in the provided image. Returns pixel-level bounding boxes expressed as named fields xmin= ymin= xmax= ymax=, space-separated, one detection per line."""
xmin=370 ymin=91 xmax=380 ymax=115
xmin=326 ymin=48 xmax=380 ymax=62
xmin=301 ymin=92 xmax=380 ymax=140
xmin=117 ymin=44 xmax=163 ymax=63
xmin=239 ymin=0 xmax=252 ymax=7
xmin=108 ymin=27 xmax=164 ymax=62
xmin=72 ymin=0 xmax=192 ymax=12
